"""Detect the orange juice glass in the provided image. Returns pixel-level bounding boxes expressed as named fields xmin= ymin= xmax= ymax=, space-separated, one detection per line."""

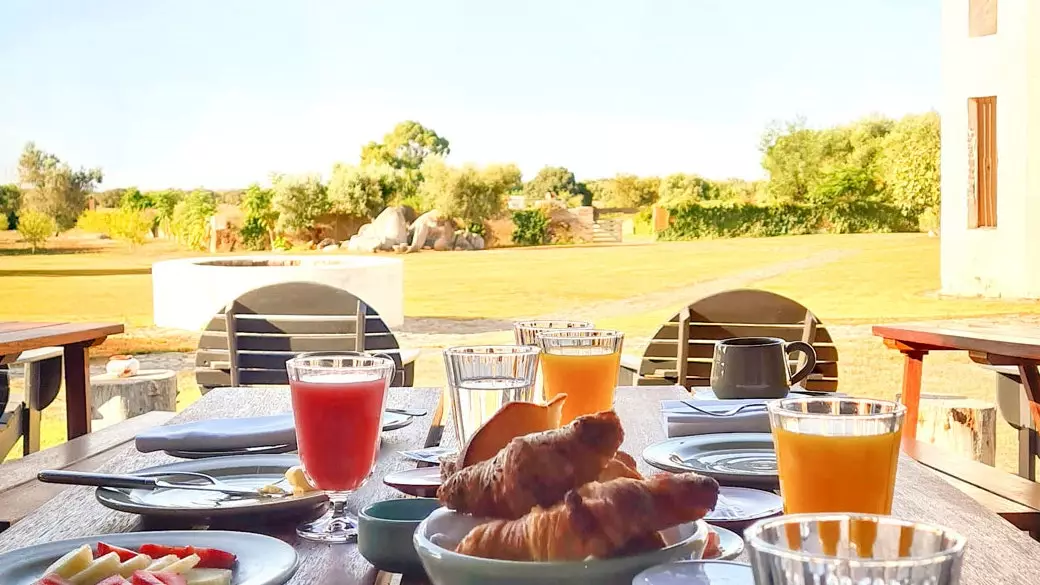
xmin=535 ymin=329 xmax=624 ymax=424
xmin=769 ymin=397 xmax=905 ymax=516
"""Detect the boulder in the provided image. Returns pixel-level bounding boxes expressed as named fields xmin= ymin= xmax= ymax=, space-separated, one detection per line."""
xmin=321 ymin=243 xmax=339 ymax=252
xmin=371 ymin=207 xmax=410 ymax=247
xmin=433 ymin=232 xmax=456 ymax=251
xmin=317 ymin=237 xmax=337 ymax=249
xmin=392 ymin=243 xmax=410 ymax=254
xmin=470 ymin=232 xmax=486 ymax=251
xmin=346 ymin=234 xmax=379 ymax=253
xmin=453 ymin=230 xmax=473 ymax=251
xmin=408 ymin=210 xmax=441 ymax=253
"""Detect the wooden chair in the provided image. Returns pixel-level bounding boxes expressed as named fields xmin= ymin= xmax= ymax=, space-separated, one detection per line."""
xmin=195 ymin=282 xmax=419 ymax=391
xmin=618 ymin=289 xmax=838 ymax=391
xmin=1 ymin=348 xmax=64 ymax=460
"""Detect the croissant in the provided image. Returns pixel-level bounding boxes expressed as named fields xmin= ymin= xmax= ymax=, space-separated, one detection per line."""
xmin=455 ymin=472 xmax=719 ymax=561
xmin=597 ymin=453 xmax=642 ymax=481
xmin=437 ymin=410 xmax=624 ymax=519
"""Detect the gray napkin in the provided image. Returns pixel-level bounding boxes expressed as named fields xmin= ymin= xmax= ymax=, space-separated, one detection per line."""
xmin=135 ymin=413 xmax=296 ymax=453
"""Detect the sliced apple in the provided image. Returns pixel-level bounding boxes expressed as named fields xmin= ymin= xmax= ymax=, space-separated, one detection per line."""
xmin=117 ymin=554 xmax=152 ymax=577
xmin=163 ymin=553 xmax=201 ymax=574
xmin=183 ymin=568 xmax=233 ymax=585
xmin=145 ymin=554 xmax=180 ymax=571
xmin=68 ymin=551 xmax=121 ymax=585
xmin=43 ymin=544 xmax=94 ymax=578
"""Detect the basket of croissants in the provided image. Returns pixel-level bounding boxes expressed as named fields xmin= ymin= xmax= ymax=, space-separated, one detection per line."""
xmin=414 ymin=407 xmax=721 ymax=585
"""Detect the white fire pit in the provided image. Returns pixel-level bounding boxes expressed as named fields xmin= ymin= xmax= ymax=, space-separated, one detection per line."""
xmin=152 ymin=255 xmax=404 ymax=330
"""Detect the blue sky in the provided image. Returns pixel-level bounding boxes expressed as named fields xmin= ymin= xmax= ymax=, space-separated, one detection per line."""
xmin=0 ymin=1 xmax=940 ymax=189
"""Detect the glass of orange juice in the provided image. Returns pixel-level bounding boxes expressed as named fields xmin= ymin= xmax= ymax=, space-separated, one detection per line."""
xmin=535 ymin=329 xmax=624 ymax=424
xmin=769 ymin=397 xmax=905 ymax=516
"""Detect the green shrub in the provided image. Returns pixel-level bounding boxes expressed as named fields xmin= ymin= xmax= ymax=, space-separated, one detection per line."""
xmin=511 ymin=209 xmax=550 ymax=246
xmin=658 ymin=200 xmax=915 ymax=241
xmin=272 ymin=235 xmax=293 ymax=251
xmin=239 ymin=184 xmax=278 ymax=250
xmin=17 ymin=211 xmax=56 ymax=253
xmin=109 ymin=209 xmax=152 ymax=249
xmin=76 ymin=209 xmax=116 ymax=234
xmin=0 ymin=213 xmax=7 ymax=231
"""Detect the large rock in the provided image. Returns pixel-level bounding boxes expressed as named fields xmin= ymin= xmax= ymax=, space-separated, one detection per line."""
xmin=408 ymin=210 xmax=442 ymax=253
xmin=453 ymin=230 xmax=473 ymax=251
xmin=433 ymin=231 xmax=456 ymax=251
xmin=371 ymin=207 xmax=409 ymax=247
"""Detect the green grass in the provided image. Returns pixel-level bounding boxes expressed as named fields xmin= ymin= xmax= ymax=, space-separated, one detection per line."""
xmin=2 ymin=230 xmax=1038 ymax=471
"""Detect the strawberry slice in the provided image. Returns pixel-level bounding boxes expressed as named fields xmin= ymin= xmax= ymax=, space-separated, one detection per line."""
xmin=130 ymin=571 xmax=165 ymax=585
xmin=35 ymin=575 xmax=74 ymax=585
xmin=97 ymin=542 xmax=141 ymax=562
xmin=137 ymin=544 xmax=193 ymax=559
xmin=97 ymin=576 xmax=132 ymax=585
xmin=150 ymin=573 xmax=187 ymax=585
xmin=192 ymin=547 xmax=237 ymax=569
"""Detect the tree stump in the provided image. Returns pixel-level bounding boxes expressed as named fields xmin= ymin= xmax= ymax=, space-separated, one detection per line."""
xmin=914 ymin=394 xmax=997 ymax=466
xmin=90 ymin=369 xmax=178 ymax=431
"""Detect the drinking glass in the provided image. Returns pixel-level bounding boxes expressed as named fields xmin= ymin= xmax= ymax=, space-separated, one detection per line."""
xmin=286 ymin=352 xmax=395 ymax=543
xmin=535 ymin=329 xmax=624 ymax=425
xmin=443 ymin=345 xmax=540 ymax=443
xmin=513 ymin=320 xmax=594 ymax=345
xmin=745 ymin=514 xmax=966 ymax=585
xmin=769 ymin=397 xmax=905 ymax=515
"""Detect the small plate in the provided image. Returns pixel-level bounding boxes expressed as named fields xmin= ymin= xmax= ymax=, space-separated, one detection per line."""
xmin=706 ymin=486 xmax=783 ymax=527
xmin=0 ymin=530 xmax=298 ymax=585
xmin=163 ymin=412 xmax=411 ymax=459
xmin=706 ymin=525 xmax=744 ymax=561
xmin=643 ymin=433 xmax=778 ymax=489
xmin=95 ymin=454 xmax=326 ymax=519
xmin=634 ymin=560 xmax=754 ymax=585
xmin=383 ymin=467 xmax=442 ymax=497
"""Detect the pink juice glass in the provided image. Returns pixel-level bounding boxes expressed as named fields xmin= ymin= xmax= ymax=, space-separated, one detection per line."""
xmin=286 ymin=352 xmax=395 ymax=543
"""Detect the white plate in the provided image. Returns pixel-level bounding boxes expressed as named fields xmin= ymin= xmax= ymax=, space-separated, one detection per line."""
xmin=0 ymin=530 xmax=298 ymax=585
xmin=706 ymin=525 xmax=744 ymax=561
xmin=633 ymin=560 xmax=754 ymax=584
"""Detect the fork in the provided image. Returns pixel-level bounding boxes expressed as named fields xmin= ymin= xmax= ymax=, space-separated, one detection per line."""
xmin=678 ymin=400 xmax=768 ymax=417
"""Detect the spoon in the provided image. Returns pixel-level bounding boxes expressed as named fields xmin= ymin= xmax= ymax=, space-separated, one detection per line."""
xmin=386 ymin=407 xmax=427 ymax=417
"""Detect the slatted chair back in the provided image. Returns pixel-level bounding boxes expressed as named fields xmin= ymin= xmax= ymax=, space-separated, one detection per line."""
xmin=1 ymin=349 xmax=64 ymax=460
xmin=637 ymin=289 xmax=839 ymax=391
xmin=194 ymin=282 xmax=406 ymax=391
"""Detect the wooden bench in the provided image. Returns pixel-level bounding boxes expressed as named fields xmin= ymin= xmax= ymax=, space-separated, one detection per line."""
xmin=905 ymin=439 xmax=1040 ymax=538
xmin=0 ymin=411 xmax=175 ymax=533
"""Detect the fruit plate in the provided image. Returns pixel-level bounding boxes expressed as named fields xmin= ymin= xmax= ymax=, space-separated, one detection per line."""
xmin=0 ymin=530 xmax=298 ymax=585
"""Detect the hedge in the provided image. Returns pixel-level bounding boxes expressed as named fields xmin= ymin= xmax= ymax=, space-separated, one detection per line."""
xmin=657 ymin=201 xmax=918 ymax=240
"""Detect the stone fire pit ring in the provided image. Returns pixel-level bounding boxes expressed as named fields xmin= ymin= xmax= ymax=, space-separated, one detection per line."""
xmin=152 ymin=255 xmax=404 ymax=331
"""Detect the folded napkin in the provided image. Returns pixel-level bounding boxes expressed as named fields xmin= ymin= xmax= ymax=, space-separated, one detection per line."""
xmin=136 ymin=413 xmax=296 ymax=453
xmin=661 ymin=399 xmax=771 ymax=438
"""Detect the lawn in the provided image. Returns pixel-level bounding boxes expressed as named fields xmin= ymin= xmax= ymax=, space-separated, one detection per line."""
xmin=2 ymin=230 xmax=1038 ymax=472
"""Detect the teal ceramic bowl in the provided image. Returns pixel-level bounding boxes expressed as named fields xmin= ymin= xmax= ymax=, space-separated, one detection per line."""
xmin=359 ymin=498 xmax=442 ymax=575
xmin=414 ymin=508 xmax=710 ymax=585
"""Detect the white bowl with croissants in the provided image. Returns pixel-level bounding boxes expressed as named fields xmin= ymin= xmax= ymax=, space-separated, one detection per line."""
xmin=413 ymin=410 xmax=720 ymax=585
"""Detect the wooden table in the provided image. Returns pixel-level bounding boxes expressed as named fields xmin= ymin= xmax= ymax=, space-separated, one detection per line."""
xmin=873 ymin=322 xmax=1040 ymax=451
xmin=3 ymin=386 xmax=1040 ymax=583
xmin=0 ymin=321 xmax=124 ymax=439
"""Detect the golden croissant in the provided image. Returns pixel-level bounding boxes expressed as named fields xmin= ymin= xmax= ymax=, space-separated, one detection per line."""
xmin=437 ymin=410 xmax=625 ymax=519
xmin=455 ymin=472 xmax=719 ymax=561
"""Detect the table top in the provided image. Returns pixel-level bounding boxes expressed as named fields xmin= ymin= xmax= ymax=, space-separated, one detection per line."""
xmin=0 ymin=320 xmax=124 ymax=357
xmin=3 ymin=385 xmax=1040 ymax=584
xmin=873 ymin=321 xmax=1040 ymax=360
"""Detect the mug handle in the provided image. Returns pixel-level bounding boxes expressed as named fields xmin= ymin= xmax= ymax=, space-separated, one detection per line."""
xmin=784 ymin=341 xmax=817 ymax=387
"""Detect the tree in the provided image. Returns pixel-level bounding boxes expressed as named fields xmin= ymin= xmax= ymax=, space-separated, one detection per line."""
xmin=327 ymin=163 xmax=401 ymax=219
xmin=271 ymin=173 xmax=329 ymax=237
xmin=147 ymin=189 xmax=183 ymax=236
xmin=170 ymin=190 xmax=217 ymax=250
xmin=587 ymin=174 xmax=660 ymax=208
xmin=16 ymin=210 xmax=56 ymax=253
xmin=877 ymin=112 xmax=941 ymax=216
xmin=17 ymin=142 xmax=103 ymax=231
xmin=239 ymin=183 xmax=279 ymax=250
xmin=522 ymin=166 xmax=582 ymax=201
xmin=93 ymin=188 xmax=125 ymax=208
xmin=418 ymin=158 xmax=512 ymax=227
xmin=0 ymin=184 xmax=20 ymax=228
xmin=360 ymin=121 xmax=450 ymax=171
xmin=119 ymin=187 xmax=153 ymax=211
xmin=109 ymin=208 xmax=152 ymax=249
xmin=657 ymin=173 xmax=719 ymax=207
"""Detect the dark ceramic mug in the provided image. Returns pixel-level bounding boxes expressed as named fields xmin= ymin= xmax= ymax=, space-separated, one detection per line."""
xmin=710 ymin=337 xmax=816 ymax=399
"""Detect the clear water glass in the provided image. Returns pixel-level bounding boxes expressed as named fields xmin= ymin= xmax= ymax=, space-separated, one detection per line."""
xmin=443 ymin=345 xmax=540 ymax=443
xmin=746 ymin=513 xmax=966 ymax=585
xmin=513 ymin=320 xmax=594 ymax=345
xmin=285 ymin=352 xmax=395 ymax=544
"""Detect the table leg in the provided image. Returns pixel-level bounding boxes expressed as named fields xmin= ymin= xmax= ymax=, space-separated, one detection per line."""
xmin=899 ymin=349 xmax=927 ymax=447
xmin=63 ymin=342 xmax=93 ymax=439
xmin=1017 ymin=361 xmax=1040 ymax=479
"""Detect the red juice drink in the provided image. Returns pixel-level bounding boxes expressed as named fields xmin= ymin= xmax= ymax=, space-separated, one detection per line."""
xmin=290 ymin=373 xmax=388 ymax=491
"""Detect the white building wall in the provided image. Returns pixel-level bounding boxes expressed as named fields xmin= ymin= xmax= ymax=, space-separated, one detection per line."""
xmin=940 ymin=0 xmax=1040 ymax=298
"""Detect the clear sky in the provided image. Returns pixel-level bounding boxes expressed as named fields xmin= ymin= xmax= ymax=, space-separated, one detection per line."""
xmin=0 ymin=0 xmax=940 ymax=190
